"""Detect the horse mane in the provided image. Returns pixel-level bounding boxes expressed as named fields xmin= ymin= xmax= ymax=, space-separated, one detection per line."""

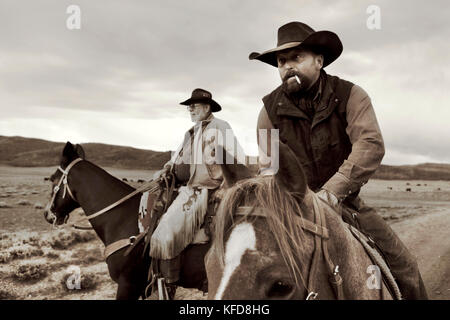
xmin=213 ymin=175 xmax=309 ymax=287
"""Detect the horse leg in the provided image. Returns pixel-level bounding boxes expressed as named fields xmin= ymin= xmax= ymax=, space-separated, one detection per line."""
xmin=116 ymin=277 xmax=144 ymax=300
xmin=176 ymin=243 xmax=210 ymax=291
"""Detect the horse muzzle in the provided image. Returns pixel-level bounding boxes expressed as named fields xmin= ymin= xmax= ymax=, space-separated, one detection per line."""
xmin=43 ymin=209 xmax=57 ymax=224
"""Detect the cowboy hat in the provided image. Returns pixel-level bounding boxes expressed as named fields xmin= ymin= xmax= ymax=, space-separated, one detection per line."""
xmin=249 ymin=21 xmax=343 ymax=68
xmin=179 ymin=88 xmax=221 ymax=112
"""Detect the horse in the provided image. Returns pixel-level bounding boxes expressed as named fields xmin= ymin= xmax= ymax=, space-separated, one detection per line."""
xmin=43 ymin=142 xmax=210 ymax=299
xmin=205 ymin=142 xmax=395 ymax=300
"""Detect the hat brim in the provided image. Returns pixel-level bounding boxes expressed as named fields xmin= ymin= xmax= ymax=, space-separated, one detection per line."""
xmin=249 ymin=30 xmax=343 ymax=68
xmin=179 ymin=97 xmax=222 ymax=112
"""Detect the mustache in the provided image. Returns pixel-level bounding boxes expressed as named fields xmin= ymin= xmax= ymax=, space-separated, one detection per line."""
xmin=282 ymin=71 xmax=302 ymax=82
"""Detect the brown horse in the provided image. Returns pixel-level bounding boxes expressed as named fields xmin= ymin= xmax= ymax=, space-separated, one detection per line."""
xmin=205 ymin=142 xmax=395 ymax=300
xmin=43 ymin=142 xmax=210 ymax=299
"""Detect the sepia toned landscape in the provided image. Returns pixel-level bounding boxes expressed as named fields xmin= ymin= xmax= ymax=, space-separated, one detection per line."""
xmin=0 ymin=164 xmax=449 ymax=300
xmin=0 ymin=134 xmax=449 ymax=300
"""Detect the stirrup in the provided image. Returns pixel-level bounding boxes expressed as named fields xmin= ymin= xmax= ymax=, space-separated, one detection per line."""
xmin=157 ymin=277 xmax=170 ymax=300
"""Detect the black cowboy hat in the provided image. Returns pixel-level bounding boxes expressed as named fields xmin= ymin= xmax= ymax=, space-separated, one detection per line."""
xmin=179 ymin=88 xmax=222 ymax=112
xmin=249 ymin=21 xmax=343 ymax=68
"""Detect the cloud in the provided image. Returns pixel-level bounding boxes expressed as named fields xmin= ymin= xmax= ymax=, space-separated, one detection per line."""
xmin=0 ymin=0 xmax=449 ymax=164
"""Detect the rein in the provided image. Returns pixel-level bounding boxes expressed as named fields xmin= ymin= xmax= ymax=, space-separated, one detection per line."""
xmin=46 ymin=157 xmax=168 ymax=260
xmin=235 ymin=194 xmax=343 ymax=300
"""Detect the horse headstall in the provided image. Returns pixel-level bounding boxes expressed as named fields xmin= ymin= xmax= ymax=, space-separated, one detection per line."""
xmin=45 ymin=158 xmax=84 ymax=228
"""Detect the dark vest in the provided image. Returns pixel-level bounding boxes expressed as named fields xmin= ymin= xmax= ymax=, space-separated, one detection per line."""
xmin=263 ymin=73 xmax=354 ymax=191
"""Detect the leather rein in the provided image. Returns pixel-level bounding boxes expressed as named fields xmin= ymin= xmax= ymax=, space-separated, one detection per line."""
xmin=235 ymin=194 xmax=344 ymax=300
xmin=45 ymin=158 xmax=165 ymax=260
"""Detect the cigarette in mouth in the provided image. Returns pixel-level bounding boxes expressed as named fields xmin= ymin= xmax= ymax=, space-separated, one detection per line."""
xmin=295 ymin=75 xmax=301 ymax=84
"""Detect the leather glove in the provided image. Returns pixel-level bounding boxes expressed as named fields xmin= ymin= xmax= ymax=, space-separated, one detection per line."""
xmin=316 ymin=189 xmax=339 ymax=207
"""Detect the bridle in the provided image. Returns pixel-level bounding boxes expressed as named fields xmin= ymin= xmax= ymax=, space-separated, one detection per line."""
xmin=45 ymin=158 xmax=83 ymax=227
xmin=235 ymin=193 xmax=343 ymax=300
xmin=44 ymin=157 xmax=170 ymax=260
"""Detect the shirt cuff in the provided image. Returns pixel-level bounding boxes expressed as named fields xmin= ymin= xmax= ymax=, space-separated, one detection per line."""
xmin=321 ymin=172 xmax=363 ymax=201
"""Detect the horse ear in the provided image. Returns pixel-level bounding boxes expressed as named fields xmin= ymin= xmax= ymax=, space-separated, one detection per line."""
xmin=61 ymin=142 xmax=77 ymax=165
xmin=74 ymin=144 xmax=86 ymax=159
xmin=221 ymin=162 xmax=253 ymax=188
xmin=275 ymin=142 xmax=307 ymax=199
xmin=219 ymin=147 xmax=252 ymax=188
xmin=62 ymin=142 xmax=76 ymax=158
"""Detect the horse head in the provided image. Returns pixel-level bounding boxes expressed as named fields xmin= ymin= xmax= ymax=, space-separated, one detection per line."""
xmin=205 ymin=142 xmax=334 ymax=299
xmin=44 ymin=141 xmax=85 ymax=225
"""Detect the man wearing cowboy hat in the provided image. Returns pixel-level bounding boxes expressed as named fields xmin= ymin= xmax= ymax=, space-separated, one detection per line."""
xmin=148 ymin=88 xmax=245 ymax=284
xmin=251 ymin=21 xmax=427 ymax=299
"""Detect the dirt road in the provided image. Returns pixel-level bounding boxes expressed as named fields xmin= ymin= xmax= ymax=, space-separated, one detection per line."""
xmin=1 ymin=167 xmax=448 ymax=300
xmin=391 ymin=208 xmax=450 ymax=299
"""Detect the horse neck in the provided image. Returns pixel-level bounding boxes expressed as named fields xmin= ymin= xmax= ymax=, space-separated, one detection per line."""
xmin=316 ymin=201 xmax=383 ymax=299
xmin=68 ymin=161 xmax=139 ymax=244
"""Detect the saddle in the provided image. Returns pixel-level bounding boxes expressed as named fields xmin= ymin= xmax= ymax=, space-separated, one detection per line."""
xmin=137 ymin=168 xmax=221 ymax=298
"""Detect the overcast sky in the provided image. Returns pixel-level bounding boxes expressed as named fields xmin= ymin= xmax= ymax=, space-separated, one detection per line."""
xmin=0 ymin=0 xmax=449 ymax=165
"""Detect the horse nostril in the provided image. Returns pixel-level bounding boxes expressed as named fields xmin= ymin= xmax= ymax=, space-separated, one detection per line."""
xmin=266 ymin=280 xmax=295 ymax=299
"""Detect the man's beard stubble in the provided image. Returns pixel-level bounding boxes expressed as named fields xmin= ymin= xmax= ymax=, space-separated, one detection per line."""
xmin=282 ymin=71 xmax=312 ymax=95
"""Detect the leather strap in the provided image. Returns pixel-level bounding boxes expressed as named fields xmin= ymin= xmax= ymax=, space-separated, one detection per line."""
xmin=57 ymin=158 xmax=83 ymax=202
xmin=104 ymin=233 xmax=145 ymax=259
xmin=44 ymin=158 xmax=84 ymax=227
xmin=313 ymin=195 xmax=344 ymax=300
xmin=236 ymin=193 xmax=343 ymax=300
xmin=104 ymin=239 xmax=133 ymax=259
xmin=75 ymin=178 xmax=162 ymax=225
xmin=306 ymin=197 xmax=322 ymax=300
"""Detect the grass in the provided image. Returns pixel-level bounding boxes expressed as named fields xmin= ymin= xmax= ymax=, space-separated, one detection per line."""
xmin=13 ymin=263 xmax=48 ymax=282
xmin=0 ymin=252 xmax=11 ymax=263
xmin=0 ymin=289 xmax=17 ymax=300
xmin=40 ymin=230 xmax=97 ymax=250
xmin=71 ymin=248 xmax=103 ymax=264
xmin=0 ymin=243 xmax=44 ymax=264
xmin=46 ymin=252 xmax=60 ymax=259
xmin=9 ymin=246 xmax=44 ymax=260
xmin=60 ymin=272 xmax=100 ymax=292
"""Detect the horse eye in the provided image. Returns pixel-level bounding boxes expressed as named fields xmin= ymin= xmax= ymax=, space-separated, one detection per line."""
xmin=266 ymin=280 xmax=294 ymax=298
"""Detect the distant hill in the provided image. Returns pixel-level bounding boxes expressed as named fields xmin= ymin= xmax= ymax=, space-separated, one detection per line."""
xmin=372 ymin=163 xmax=450 ymax=180
xmin=0 ymin=136 xmax=170 ymax=169
xmin=1 ymin=135 xmax=449 ymax=180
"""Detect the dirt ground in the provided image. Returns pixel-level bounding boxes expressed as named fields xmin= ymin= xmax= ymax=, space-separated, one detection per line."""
xmin=0 ymin=166 xmax=449 ymax=300
xmin=359 ymin=180 xmax=450 ymax=299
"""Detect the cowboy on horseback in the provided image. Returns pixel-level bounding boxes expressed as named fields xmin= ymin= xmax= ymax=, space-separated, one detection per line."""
xmin=147 ymin=88 xmax=246 ymax=285
xmin=250 ymin=21 xmax=427 ymax=299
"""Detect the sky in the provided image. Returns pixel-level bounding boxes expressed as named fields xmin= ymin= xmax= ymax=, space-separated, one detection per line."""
xmin=0 ymin=0 xmax=449 ymax=165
